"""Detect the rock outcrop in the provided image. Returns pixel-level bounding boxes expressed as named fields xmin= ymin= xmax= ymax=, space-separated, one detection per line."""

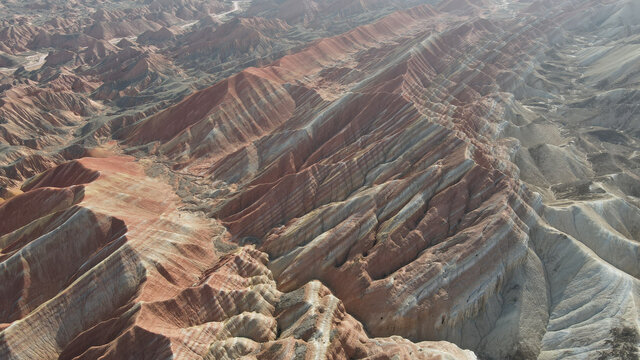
xmin=1 ymin=0 xmax=639 ymax=359
xmin=119 ymin=0 xmax=640 ymax=358
xmin=0 ymin=156 xmax=475 ymax=360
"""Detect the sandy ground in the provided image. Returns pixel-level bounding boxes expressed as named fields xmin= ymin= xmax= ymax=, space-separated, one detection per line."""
xmin=0 ymin=51 xmax=47 ymax=74
xmin=179 ymin=0 xmax=245 ymax=30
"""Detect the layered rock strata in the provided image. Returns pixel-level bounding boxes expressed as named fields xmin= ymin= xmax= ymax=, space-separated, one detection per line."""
xmin=0 ymin=0 xmax=639 ymax=359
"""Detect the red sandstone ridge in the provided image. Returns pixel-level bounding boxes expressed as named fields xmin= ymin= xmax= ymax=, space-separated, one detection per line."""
xmin=178 ymin=17 xmax=290 ymax=59
xmin=137 ymin=27 xmax=176 ymax=45
xmin=118 ymin=0 xmax=640 ymax=358
xmin=0 ymin=156 xmax=221 ymax=358
xmin=0 ymin=156 xmax=475 ymax=359
xmin=2 ymin=0 xmax=640 ymax=359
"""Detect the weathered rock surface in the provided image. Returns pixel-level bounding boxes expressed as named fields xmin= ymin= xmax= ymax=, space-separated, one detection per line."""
xmin=1 ymin=0 xmax=639 ymax=359
xmin=0 ymin=156 xmax=475 ymax=360
xmin=0 ymin=156 xmax=218 ymax=358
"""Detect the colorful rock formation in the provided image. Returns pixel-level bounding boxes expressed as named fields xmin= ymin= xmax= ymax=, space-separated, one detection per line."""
xmin=1 ymin=0 xmax=639 ymax=359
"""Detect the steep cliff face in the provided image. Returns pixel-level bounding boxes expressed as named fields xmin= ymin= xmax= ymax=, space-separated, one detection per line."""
xmin=1 ymin=0 xmax=639 ymax=359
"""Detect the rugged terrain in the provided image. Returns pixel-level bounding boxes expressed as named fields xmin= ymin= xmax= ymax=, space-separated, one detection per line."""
xmin=0 ymin=0 xmax=639 ymax=359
